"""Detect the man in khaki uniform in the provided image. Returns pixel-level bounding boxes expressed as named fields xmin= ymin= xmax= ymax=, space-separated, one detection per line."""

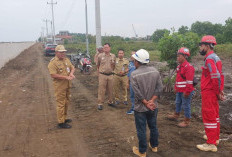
xmin=94 ymin=46 xmax=104 ymax=65
xmin=97 ymin=43 xmax=116 ymax=110
xmin=48 ymin=45 xmax=75 ymax=129
xmin=114 ymin=49 xmax=129 ymax=105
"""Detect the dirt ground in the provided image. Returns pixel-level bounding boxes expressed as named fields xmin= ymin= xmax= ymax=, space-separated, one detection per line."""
xmin=0 ymin=43 xmax=231 ymax=157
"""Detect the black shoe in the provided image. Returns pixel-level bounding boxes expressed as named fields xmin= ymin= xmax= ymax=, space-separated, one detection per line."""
xmin=65 ymin=119 xmax=72 ymax=123
xmin=58 ymin=123 xmax=72 ymax=129
xmin=98 ymin=105 xmax=103 ymax=110
xmin=123 ymin=101 xmax=128 ymax=105
xmin=108 ymin=103 xmax=117 ymax=108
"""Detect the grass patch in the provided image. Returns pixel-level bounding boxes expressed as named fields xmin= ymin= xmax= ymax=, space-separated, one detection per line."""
xmin=215 ymin=44 xmax=232 ymax=57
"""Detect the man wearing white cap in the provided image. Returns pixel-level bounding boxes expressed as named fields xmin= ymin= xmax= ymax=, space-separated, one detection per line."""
xmin=130 ymin=49 xmax=163 ymax=157
xmin=48 ymin=45 xmax=75 ymax=129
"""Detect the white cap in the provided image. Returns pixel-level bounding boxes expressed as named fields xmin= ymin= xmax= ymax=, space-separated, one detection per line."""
xmin=132 ymin=49 xmax=150 ymax=63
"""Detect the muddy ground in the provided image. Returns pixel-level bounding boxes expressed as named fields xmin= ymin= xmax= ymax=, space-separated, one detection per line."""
xmin=0 ymin=43 xmax=231 ymax=157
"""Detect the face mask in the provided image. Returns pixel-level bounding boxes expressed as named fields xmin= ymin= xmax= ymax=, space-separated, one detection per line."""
xmin=199 ymin=49 xmax=207 ymax=56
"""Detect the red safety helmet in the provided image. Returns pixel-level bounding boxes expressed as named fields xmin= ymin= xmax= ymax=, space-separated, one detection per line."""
xmin=177 ymin=47 xmax=190 ymax=57
xmin=200 ymin=35 xmax=217 ymax=45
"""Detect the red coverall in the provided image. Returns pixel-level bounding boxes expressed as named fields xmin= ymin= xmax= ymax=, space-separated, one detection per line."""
xmin=201 ymin=51 xmax=224 ymax=145
xmin=175 ymin=60 xmax=195 ymax=95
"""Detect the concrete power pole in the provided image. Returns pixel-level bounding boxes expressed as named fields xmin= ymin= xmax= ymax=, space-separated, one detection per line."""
xmin=85 ymin=0 xmax=89 ymax=55
xmin=41 ymin=27 xmax=45 ymax=43
xmin=43 ymin=19 xmax=49 ymax=37
xmin=50 ymin=20 xmax=53 ymax=38
xmin=47 ymin=0 xmax=57 ymax=44
xmin=95 ymin=0 xmax=102 ymax=48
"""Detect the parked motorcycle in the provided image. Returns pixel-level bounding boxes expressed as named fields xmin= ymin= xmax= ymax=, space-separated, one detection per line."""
xmin=70 ymin=52 xmax=92 ymax=75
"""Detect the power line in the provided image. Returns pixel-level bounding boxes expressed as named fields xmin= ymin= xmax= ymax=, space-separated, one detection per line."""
xmin=61 ymin=0 xmax=77 ymax=29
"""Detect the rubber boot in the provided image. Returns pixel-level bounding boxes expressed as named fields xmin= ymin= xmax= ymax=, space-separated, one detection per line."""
xmin=178 ymin=117 xmax=190 ymax=128
xmin=167 ymin=112 xmax=180 ymax=121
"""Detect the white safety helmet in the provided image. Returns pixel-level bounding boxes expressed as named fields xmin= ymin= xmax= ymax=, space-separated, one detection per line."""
xmin=132 ymin=49 xmax=150 ymax=63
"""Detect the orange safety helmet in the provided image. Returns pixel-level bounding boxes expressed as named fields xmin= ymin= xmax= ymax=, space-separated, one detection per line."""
xmin=200 ymin=35 xmax=217 ymax=45
xmin=177 ymin=47 xmax=190 ymax=57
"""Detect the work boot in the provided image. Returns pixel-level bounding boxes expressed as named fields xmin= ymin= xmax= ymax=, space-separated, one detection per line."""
xmin=203 ymin=135 xmax=220 ymax=145
xmin=196 ymin=143 xmax=217 ymax=152
xmin=98 ymin=104 xmax=103 ymax=110
xmin=108 ymin=103 xmax=117 ymax=108
xmin=167 ymin=112 xmax=180 ymax=121
xmin=149 ymin=143 xmax=158 ymax=152
xmin=123 ymin=101 xmax=128 ymax=105
xmin=132 ymin=146 xmax=146 ymax=157
xmin=57 ymin=123 xmax=72 ymax=129
xmin=178 ymin=118 xmax=190 ymax=128
xmin=65 ymin=119 xmax=72 ymax=123
xmin=115 ymin=100 xmax=120 ymax=105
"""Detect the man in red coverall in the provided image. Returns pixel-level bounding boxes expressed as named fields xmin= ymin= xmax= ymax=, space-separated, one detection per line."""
xmin=167 ymin=47 xmax=195 ymax=128
xmin=196 ymin=35 xmax=225 ymax=152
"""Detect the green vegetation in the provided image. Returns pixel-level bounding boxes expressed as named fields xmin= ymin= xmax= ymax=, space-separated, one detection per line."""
xmin=151 ymin=17 xmax=232 ymax=45
xmin=151 ymin=29 xmax=170 ymax=43
xmin=215 ymin=44 xmax=232 ymax=57
xmin=64 ymin=41 xmax=160 ymax=61
xmin=158 ymin=32 xmax=200 ymax=69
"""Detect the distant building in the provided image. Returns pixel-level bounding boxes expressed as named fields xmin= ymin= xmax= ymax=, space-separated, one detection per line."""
xmin=55 ymin=31 xmax=73 ymax=44
xmin=146 ymin=35 xmax=152 ymax=41
xmin=59 ymin=31 xmax=69 ymax=36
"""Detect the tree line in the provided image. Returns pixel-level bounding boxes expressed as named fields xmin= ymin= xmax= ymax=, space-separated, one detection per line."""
xmin=151 ymin=17 xmax=232 ymax=44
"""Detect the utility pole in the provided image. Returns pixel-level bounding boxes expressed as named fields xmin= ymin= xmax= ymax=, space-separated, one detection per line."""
xmin=41 ymin=32 xmax=43 ymax=43
xmin=50 ymin=20 xmax=53 ymax=38
xmin=95 ymin=0 xmax=102 ymax=48
xmin=43 ymin=19 xmax=49 ymax=37
xmin=47 ymin=0 xmax=57 ymax=44
xmin=85 ymin=0 xmax=89 ymax=55
xmin=41 ymin=27 xmax=45 ymax=43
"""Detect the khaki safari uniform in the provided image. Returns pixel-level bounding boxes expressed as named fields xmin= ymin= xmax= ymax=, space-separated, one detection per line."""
xmin=114 ymin=58 xmax=129 ymax=102
xmin=97 ymin=53 xmax=116 ymax=105
xmin=94 ymin=52 xmax=101 ymax=65
xmin=48 ymin=56 xmax=74 ymax=123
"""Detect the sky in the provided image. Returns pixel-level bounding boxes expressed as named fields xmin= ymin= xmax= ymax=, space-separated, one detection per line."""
xmin=0 ymin=0 xmax=231 ymax=42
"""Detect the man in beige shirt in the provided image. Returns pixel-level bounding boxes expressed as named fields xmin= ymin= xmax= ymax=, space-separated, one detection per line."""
xmin=48 ymin=45 xmax=75 ymax=129
xmin=94 ymin=46 xmax=104 ymax=65
xmin=97 ymin=43 xmax=116 ymax=110
xmin=114 ymin=49 xmax=129 ymax=105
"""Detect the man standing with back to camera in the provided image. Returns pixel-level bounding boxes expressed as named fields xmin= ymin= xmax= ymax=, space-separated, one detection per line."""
xmin=131 ymin=49 xmax=163 ymax=157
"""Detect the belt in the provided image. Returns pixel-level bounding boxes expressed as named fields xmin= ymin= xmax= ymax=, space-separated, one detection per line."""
xmin=115 ymin=73 xmax=127 ymax=77
xmin=100 ymin=72 xmax=114 ymax=76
